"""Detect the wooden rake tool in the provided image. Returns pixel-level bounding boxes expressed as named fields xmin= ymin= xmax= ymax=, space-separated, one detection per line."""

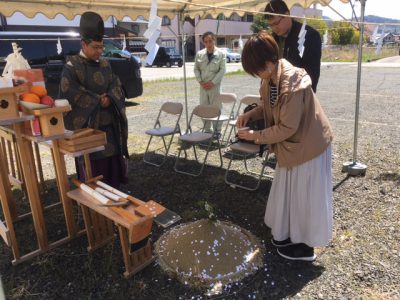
xmin=87 ymin=176 xmax=181 ymax=228
xmin=72 ymin=179 xmax=153 ymax=248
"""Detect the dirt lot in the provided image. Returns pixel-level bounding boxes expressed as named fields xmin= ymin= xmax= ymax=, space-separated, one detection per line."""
xmin=1 ymin=63 xmax=399 ymax=299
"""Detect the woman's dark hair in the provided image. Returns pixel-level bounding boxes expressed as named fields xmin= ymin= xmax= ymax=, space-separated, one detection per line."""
xmin=264 ymin=0 xmax=290 ymax=20
xmin=201 ymin=31 xmax=216 ymax=42
xmin=241 ymin=30 xmax=279 ymax=77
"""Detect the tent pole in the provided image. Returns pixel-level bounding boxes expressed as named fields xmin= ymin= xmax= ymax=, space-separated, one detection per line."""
xmin=343 ymin=0 xmax=367 ymax=176
xmin=179 ymin=12 xmax=189 ymax=131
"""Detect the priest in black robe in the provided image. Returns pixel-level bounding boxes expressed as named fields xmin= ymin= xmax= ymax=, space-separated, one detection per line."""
xmin=59 ymin=11 xmax=129 ymax=188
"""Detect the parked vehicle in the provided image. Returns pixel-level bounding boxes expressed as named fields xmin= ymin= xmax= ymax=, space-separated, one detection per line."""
xmin=146 ymin=46 xmax=183 ymax=68
xmin=102 ymin=39 xmax=142 ymax=67
xmin=219 ymin=47 xmax=241 ymax=63
xmin=0 ymin=31 xmax=143 ymax=99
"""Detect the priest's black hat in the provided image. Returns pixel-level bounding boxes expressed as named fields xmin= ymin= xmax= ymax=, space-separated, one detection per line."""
xmin=80 ymin=11 xmax=104 ymax=42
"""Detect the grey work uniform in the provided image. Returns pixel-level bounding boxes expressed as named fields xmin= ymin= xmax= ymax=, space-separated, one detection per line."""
xmin=194 ymin=47 xmax=226 ymax=132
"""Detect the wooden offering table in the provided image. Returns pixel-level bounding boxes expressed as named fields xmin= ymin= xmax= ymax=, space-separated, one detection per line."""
xmin=0 ymin=122 xmax=105 ymax=264
xmin=0 ymin=85 xmax=109 ymax=265
xmin=0 ymin=115 xmax=34 ymax=260
xmin=67 ymin=188 xmax=155 ymax=278
xmin=0 ymin=124 xmax=80 ymax=264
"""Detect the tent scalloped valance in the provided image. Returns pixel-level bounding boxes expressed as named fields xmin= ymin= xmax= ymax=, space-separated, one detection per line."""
xmin=0 ymin=0 xmax=350 ymax=21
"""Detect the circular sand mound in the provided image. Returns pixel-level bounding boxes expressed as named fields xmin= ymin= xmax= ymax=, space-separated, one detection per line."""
xmin=155 ymin=219 xmax=265 ymax=287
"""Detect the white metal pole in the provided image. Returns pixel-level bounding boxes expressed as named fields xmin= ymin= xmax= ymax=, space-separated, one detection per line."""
xmin=179 ymin=12 xmax=189 ymax=131
xmin=343 ymin=0 xmax=367 ymax=176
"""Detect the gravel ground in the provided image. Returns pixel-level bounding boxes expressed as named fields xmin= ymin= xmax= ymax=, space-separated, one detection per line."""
xmin=1 ymin=64 xmax=399 ymax=299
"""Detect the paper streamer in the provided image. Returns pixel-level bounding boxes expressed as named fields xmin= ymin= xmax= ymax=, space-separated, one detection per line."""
xmin=323 ymin=30 xmax=328 ymax=48
xmin=375 ymin=25 xmax=384 ymax=55
xmin=122 ymin=35 xmax=127 ymax=51
xmin=146 ymin=44 xmax=160 ymax=65
xmin=144 ymin=0 xmax=161 ymax=66
xmin=57 ymin=37 xmax=62 ymax=55
xmin=298 ymin=19 xmax=307 ymax=58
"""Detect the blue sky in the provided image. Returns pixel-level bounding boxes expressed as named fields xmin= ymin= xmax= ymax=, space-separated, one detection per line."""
xmin=317 ymin=0 xmax=400 ymax=20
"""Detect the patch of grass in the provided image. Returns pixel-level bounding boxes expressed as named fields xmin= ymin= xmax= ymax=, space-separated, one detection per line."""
xmin=359 ymin=288 xmax=398 ymax=300
xmin=225 ymin=69 xmax=246 ymax=76
xmin=339 ymin=229 xmax=354 ymax=243
xmin=322 ymin=46 xmax=398 ymax=62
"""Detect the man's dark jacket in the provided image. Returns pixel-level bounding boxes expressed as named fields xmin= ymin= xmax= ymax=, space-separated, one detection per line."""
xmin=273 ymin=20 xmax=321 ymax=92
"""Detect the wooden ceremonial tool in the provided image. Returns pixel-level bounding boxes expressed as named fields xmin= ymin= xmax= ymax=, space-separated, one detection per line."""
xmin=72 ymin=179 xmax=153 ymax=246
xmin=73 ymin=179 xmax=134 ymax=219
xmin=86 ymin=183 xmax=129 ymax=207
xmin=86 ymin=176 xmax=181 ymax=228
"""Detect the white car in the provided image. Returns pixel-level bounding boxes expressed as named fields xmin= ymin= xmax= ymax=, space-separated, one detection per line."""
xmin=219 ymin=48 xmax=241 ymax=63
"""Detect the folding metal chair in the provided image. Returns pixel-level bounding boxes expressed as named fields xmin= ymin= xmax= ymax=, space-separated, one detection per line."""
xmin=174 ymin=105 xmax=223 ymax=176
xmin=225 ymin=142 xmax=274 ymax=191
xmin=201 ymin=93 xmax=237 ymax=145
xmin=225 ymin=95 xmax=260 ymax=144
xmin=143 ymin=102 xmax=183 ymax=167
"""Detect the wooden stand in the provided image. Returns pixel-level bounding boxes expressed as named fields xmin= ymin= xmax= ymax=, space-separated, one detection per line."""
xmin=0 ymin=119 xmax=106 ymax=264
xmin=22 ymin=106 xmax=71 ymax=137
xmin=0 ymin=85 xmax=26 ymax=120
xmin=118 ymin=227 xmax=153 ymax=278
xmin=0 ymin=115 xmax=34 ymax=261
xmin=67 ymin=189 xmax=155 ymax=278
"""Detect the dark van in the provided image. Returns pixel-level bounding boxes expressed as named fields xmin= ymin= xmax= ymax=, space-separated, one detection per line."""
xmin=147 ymin=46 xmax=183 ymax=68
xmin=0 ymin=31 xmax=142 ymax=99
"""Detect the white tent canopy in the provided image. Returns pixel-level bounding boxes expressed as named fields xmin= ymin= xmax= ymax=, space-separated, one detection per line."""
xmin=0 ymin=0 xmax=350 ymax=20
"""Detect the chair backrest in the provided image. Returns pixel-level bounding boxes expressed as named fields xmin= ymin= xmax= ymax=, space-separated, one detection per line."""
xmin=240 ymin=95 xmax=260 ymax=106
xmin=161 ymin=102 xmax=183 ymax=115
xmin=192 ymin=104 xmax=221 ymax=119
xmin=154 ymin=102 xmax=183 ymax=129
xmin=215 ymin=92 xmax=237 ymax=120
xmin=234 ymin=95 xmax=260 ymax=117
xmin=215 ymin=92 xmax=237 ymax=104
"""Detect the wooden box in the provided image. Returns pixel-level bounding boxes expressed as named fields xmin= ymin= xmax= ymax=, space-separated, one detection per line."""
xmin=58 ymin=128 xmax=106 ymax=152
xmin=23 ymin=105 xmax=71 ymax=137
xmin=0 ymin=85 xmax=27 ymax=120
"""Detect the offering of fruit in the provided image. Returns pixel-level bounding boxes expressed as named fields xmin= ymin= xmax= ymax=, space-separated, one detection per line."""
xmin=30 ymin=86 xmax=48 ymax=98
xmin=20 ymin=93 xmax=40 ymax=104
xmin=40 ymin=95 xmax=55 ymax=107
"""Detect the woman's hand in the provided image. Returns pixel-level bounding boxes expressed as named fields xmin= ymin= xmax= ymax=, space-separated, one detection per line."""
xmin=238 ymin=129 xmax=255 ymax=141
xmin=236 ymin=113 xmax=250 ymax=128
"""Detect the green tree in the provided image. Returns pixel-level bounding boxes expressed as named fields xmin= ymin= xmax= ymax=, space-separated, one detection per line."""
xmin=306 ymin=18 xmax=327 ymax=40
xmin=250 ymin=14 xmax=268 ymax=33
xmin=330 ymin=21 xmax=356 ymax=45
xmin=351 ymin=30 xmax=368 ymax=44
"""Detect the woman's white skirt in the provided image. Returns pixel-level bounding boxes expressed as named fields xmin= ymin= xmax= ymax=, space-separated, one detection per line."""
xmin=264 ymin=144 xmax=333 ymax=247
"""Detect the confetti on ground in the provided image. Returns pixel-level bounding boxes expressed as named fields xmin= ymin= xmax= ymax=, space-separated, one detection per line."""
xmin=155 ymin=219 xmax=265 ymax=287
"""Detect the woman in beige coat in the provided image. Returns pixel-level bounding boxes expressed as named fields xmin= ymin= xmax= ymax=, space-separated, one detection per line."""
xmin=237 ymin=31 xmax=333 ymax=261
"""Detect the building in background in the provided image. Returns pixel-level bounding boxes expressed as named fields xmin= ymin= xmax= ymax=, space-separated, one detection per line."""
xmin=158 ymin=5 xmax=322 ymax=60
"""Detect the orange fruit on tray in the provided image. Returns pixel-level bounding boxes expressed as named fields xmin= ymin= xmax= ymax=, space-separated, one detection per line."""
xmin=20 ymin=93 xmax=41 ymax=104
xmin=30 ymin=86 xmax=48 ymax=98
